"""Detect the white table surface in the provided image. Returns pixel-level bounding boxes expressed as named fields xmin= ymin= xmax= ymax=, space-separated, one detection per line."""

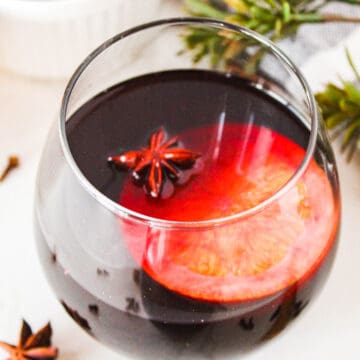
xmin=1 ymin=10 xmax=360 ymax=360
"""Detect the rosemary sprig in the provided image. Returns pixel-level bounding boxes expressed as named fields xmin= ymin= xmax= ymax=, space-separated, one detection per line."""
xmin=315 ymin=50 xmax=360 ymax=161
xmin=183 ymin=0 xmax=360 ymax=70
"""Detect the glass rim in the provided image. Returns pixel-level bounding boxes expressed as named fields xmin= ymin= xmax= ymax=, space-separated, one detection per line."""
xmin=59 ymin=17 xmax=319 ymax=230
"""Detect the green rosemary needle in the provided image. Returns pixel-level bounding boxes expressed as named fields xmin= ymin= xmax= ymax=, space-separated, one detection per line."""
xmin=183 ymin=0 xmax=360 ymax=70
xmin=315 ymin=50 xmax=360 ymax=161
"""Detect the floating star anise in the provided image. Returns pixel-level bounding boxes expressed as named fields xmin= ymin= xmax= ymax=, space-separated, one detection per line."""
xmin=108 ymin=128 xmax=201 ymax=198
xmin=0 ymin=320 xmax=58 ymax=360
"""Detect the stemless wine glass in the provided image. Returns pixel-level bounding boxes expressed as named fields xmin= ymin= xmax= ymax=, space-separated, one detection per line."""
xmin=34 ymin=18 xmax=341 ymax=359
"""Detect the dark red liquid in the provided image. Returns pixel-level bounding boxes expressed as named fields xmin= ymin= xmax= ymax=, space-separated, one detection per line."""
xmin=35 ymin=70 xmax=340 ymax=358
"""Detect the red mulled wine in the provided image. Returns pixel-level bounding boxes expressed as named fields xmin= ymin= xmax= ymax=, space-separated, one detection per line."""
xmin=35 ymin=70 xmax=340 ymax=358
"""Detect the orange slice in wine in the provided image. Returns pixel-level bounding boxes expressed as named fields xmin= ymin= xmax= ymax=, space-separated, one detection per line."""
xmin=119 ymin=124 xmax=339 ymax=302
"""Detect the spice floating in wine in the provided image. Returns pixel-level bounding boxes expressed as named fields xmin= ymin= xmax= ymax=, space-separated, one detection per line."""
xmin=108 ymin=128 xmax=201 ymax=198
xmin=0 ymin=155 xmax=19 ymax=182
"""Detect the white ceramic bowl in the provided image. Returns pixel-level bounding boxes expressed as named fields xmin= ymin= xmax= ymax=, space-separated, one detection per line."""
xmin=0 ymin=0 xmax=162 ymax=79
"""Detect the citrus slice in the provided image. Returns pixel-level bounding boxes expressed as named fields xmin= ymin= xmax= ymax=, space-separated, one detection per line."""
xmin=119 ymin=123 xmax=339 ymax=303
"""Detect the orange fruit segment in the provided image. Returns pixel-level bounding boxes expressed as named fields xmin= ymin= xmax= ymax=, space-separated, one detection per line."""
xmin=119 ymin=123 xmax=339 ymax=302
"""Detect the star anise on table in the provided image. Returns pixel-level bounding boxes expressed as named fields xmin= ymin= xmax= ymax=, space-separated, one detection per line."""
xmin=108 ymin=128 xmax=201 ymax=198
xmin=0 ymin=320 xmax=58 ymax=360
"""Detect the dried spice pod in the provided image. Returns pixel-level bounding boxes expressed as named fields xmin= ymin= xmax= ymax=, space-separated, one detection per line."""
xmin=0 ymin=320 xmax=58 ymax=360
xmin=108 ymin=128 xmax=201 ymax=198
xmin=0 ymin=156 xmax=19 ymax=182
